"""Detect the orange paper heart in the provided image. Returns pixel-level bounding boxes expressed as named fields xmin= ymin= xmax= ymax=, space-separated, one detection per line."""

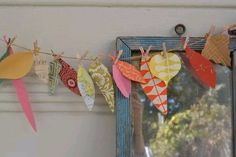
xmin=0 ymin=52 xmax=33 ymax=79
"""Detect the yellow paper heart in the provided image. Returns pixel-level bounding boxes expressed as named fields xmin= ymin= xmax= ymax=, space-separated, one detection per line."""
xmin=149 ymin=52 xmax=181 ymax=84
xmin=0 ymin=52 xmax=33 ymax=79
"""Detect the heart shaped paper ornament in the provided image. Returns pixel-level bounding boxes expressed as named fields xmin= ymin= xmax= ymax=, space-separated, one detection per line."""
xmin=111 ymin=55 xmax=146 ymax=84
xmin=140 ymin=47 xmax=168 ymax=115
xmin=89 ymin=61 xmax=115 ymax=112
xmin=202 ymin=34 xmax=231 ymax=67
xmin=149 ymin=52 xmax=181 ymax=85
xmin=0 ymin=52 xmax=33 ymax=79
xmin=77 ymin=65 xmax=95 ymax=111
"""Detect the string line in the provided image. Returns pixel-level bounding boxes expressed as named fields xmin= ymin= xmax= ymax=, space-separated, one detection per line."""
xmin=0 ymin=37 xmax=205 ymax=61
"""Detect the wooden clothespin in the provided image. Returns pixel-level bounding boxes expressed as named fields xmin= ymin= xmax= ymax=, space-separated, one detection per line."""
xmin=114 ymin=50 xmax=123 ymax=64
xmin=77 ymin=51 xmax=89 ymax=66
xmin=139 ymin=45 xmax=152 ymax=59
xmin=51 ymin=50 xmax=64 ymax=60
xmin=205 ymin=25 xmax=215 ymax=39
xmin=3 ymin=35 xmax=16 ymax=47
xmin=162 ymin=42 xmax=167 ymax=57
xmin=183 ymin=36 xmax=190 ymax=49
xmin=33 ymin=40 xmax=40 ymax=55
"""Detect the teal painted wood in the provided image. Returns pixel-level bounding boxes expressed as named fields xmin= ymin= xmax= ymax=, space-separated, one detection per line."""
xmin=233 ymin=52 xmax=236 ymax=156
xmin=116 ymin=38 xmax=132 ymax=157
xmin=116 ymin=36 xmax=236 ymax=157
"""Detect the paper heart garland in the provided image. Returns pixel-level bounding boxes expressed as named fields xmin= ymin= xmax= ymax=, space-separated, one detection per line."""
xmin=0 ymin=52 xmax=33 ymax=79
xmin=48 ymin=60 xmax=62 ymax=95
xmin=112 ymin=56 xmax=146 ymax=84
xmin=89 ymin=61 xmax=115 ymax=112
xmin=202 ymin=34 xmax=231 ymax=67
xmin=140 ymin=48 xmax=168 ymax=115
xmin=77 ymin=65 xmax=95 ymax=111
xmin=149 ymin=52 xmax=181 ymax=85
xmin=58 ymin=58 xmax=81 ymax=95
xmin=112 ymin=64 xmax=131 ymax=98
xmin=181 ymin=38 xmax=216 ymax=88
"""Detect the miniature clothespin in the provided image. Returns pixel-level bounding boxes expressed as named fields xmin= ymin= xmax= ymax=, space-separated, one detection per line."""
xmin=183 ymin=36 xmax=190 ymax=49
xmin=51 ymin=50 xmax=64 ymax=60
xmin=114 ymin=50 xmax=123 ymax=64
xmin=3 ymin=35 xmax=16 ymax=48
xmin=205 ymin=25 xmax=215 ymax=39
xmin=140 ymin=45 xmax=152 ymax=59
xmin=33 ymin=40 xmax=40 ymax=55
xmin=161 ymin=42 xmax=167 ymax=57
xmin=77 ymin=51 xmax=89 ymax=65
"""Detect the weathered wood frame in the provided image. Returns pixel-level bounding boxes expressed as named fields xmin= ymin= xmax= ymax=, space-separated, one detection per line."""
xmin=116 ymin=36 xmax=236 ymax=157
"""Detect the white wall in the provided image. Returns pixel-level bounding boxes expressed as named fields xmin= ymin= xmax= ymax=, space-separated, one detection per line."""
xmin=0 ymin=1 xmax=236 ymax=157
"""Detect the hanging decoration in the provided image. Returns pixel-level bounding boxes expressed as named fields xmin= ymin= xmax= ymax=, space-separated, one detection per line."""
xmin=57 ymin=58 xmax=81 ymax=95
xmin=112 ymin=50 xmax=131 ymax=98
xmin=3 ymin=37 xmax=37 ymax=132
xmin=139 ymin=47 xmax=168 ymax=115
xmin=0 ymin=52 xmax=33 ymax=79
xmin=202 ymin=34 xmax=231 ymax=67
xmin=88 ymin=60 xmax=115 ymax=112
xmin=77 ymin=52 xmax=95 ymax=111
xmin=33 ymin=41 xmax=49 ymax=83
xmin=181 ymin=37 xmax=216 ymax=88
xmin=148 ymin=43 xmax=181 ymax=85
xmin=112 ymin=51 xmax=146 ymax=84
xmin=48 ymin=60 xmax=62 ymax=95
xmin=0 ymin=25 xmax=231 ymax=130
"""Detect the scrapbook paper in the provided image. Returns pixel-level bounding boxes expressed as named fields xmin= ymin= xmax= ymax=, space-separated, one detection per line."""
xmin=7 ymin=45 xmax=37 ymax=132
xmin=77 ymin=65 xmax=95 ymax=111
xmin=33 ymin=54 xmax=49 ymax=83
xmin=112 ymin=56 xmax=146 ymax=83
xmin=48 ymin=60 xmax=62 ymax=95
xmin=13 ymin=79 xmax=37 ymax=131
xmin=0 ymin=52 xmax=33 ymax=79
xmin=112 ymin=64 xmax=131 ymax=98
xmin=202 ymin=34 xmax=231 ymax=67
xmin=58 ymin=58 xmax=81 ymax=95
xmin=182 ymin=39 xmax=216 ymax=88
xmin=149 ymin=52 xmax=181 ymax=85
xmin=89 ymin=61 xmax=115 ymax=112
xmin=140 ymin=48 xmax=168 ymax=115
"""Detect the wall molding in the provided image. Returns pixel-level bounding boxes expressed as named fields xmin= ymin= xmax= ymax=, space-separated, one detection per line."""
xmin=0 ymin=0 xmax=236 ymax=8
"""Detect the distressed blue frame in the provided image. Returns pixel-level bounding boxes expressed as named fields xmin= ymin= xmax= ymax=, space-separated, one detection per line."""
xmin=116 ymin=36 xmax=236 ymax=157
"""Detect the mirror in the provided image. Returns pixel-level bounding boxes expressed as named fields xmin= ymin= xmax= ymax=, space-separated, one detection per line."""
xmin=131 ymin=52 xmax=233 ymax=157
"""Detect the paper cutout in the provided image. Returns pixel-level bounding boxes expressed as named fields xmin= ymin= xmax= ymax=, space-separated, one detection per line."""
xmin=149 ymin=52 xmax=181 ymax=85
xmin=0 ymin=52 xmax=33 ymax=79
xmin=33 ymin=54 xmax=49 ymax=83
xmin=182 ymin=40 xmax=216 ymax=88
xmin=13 ymin=79 xmax=37 ymax=131
xmin=77 ymin=65 xmax=95 ymax=111
xmin=112 ymin=64 xmax=131 ymax=98
xmin=140 ymin=49 xmax=168 ymax=115
xmin=202 ymin=34 xmax=231 ymax=67
xmin=0 ymin=50 xmax=9 ymax=85
xmin=112 ymin=56 xmax=146 ymax=83
xmin=48 ymin=60 xmax=62 ymax=95
xmin=58 ymin=58 xmax=81 ymax=95
xmin=7 ymin=44 xmax=37 ymax=132
xmin=89 ymin=61 xmax=115 ymax=112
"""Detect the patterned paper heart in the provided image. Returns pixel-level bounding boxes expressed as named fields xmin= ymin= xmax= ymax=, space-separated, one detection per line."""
xmin=149 ymin=52 xmax=181 ymax=84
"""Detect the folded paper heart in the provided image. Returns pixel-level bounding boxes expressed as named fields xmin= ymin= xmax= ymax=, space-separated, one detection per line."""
xmin=0 ymin=52 xmax=33 ymax=79
xmin=149 ymin=52 xmax=181 ymax=85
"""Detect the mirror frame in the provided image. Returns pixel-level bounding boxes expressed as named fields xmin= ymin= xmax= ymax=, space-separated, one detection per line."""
xmin=116 ymin=36 xmax=236 ymax=157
